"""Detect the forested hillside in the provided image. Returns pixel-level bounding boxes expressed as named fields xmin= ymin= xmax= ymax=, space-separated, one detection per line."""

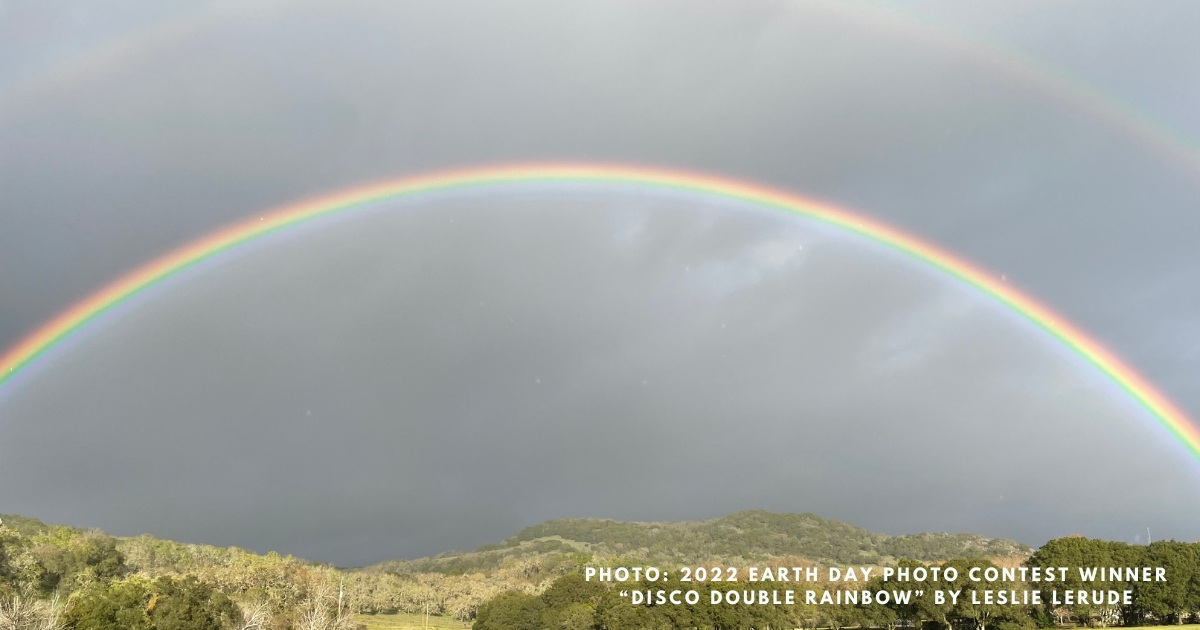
xmin=0 ymin=509 xmax=1031 ymax=628
xmin=1 ymin=512 xmax=569 ymax=626
xmin=0 ymin=510 xmax=1071 ymax=630
xmin=370 ymin=511 xmax=1029 ymax=575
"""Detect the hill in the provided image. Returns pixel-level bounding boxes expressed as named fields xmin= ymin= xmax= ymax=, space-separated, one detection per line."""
xmin=367 ymin=510 xmax=1029 ymax=574
xmin=0 ymin=512 xmax=70 ymax=537
xmin=0 ymin=509 xmax=1031 ymax=624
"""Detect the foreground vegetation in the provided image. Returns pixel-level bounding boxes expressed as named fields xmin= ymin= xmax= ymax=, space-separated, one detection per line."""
xmin=1 ymin=512 xmax=1196 ymax=630
xmin=357 ymin=611 xmax=469 ymax=630
xmin=472 ymin=537 xmax=1200 ymax=630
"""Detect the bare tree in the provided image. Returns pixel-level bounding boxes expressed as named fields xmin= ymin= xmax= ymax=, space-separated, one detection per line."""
xmin=296 ymin=580 xmax=356 ymax=630
xmin=237 ymin=600 xmax=272 ymax=630
xmin=0 ymin=589 xmax=65 ymax=630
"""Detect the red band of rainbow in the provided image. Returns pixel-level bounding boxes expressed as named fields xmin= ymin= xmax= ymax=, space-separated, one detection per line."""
xmin=2 ymin=163 xmax=1197 ymax=462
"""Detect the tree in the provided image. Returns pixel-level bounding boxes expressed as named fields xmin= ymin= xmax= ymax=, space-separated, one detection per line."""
xmin=28 ymin=530 xmax=124 ymax=596
xmin=857 ymin=576 xmax=900 ymax=630
xmin=234 ymin=600 xmax=271 ymax=630
xmin=942 ymin=558 xmax=1011 ymax=630
xmin=1027 ymin=536 xmax=1113 ymax=626
xmin=62 ymin=579 xmax=153 ymax=630
xmin=0 ymin=526 xmax=29 ymax=593
xmin=539 ymin=573 xmax=604 ymax=610
xmin=1135 ymin=541 xmax=1199 ymax=626
xmin=148 ymin=576 xmax=240 ymax=630
xmin=537 ymin=573 xmax=604 ymax=630
xmin=0 ymin=587 xmax=66 ymax=630
xmin=62 ymin=576 xmax=240 ymax=630
xmin=295 ymin=579 xmax=355 ymax=630
xmin=902 ymin=559 xmax=950 ymax=630
xmin=473 ymin=591 xmax=544 ymax=630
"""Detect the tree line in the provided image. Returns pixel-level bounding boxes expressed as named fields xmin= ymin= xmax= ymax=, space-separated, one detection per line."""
xmin=3 ymin=511 xmax=1196 ymax=630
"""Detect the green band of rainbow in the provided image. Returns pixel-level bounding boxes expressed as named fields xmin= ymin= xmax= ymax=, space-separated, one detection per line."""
xmin=2 ymin=163 xmax=1197 ymax=462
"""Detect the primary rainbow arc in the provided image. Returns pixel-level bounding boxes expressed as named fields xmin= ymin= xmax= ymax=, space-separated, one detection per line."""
xmin=1 ymin=163 xmax=1197 ymax=462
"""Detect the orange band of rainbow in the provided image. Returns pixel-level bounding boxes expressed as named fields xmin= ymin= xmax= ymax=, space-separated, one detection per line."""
xmin=2 ymin=163 xmax=1197 ymax=462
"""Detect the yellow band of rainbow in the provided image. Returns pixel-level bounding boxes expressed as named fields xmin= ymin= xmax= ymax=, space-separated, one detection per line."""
xmin=2 ymin=163 xmax=1197 ymax=462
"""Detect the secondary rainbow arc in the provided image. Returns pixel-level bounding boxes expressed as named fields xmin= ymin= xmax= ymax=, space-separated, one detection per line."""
xmin=1 ymin=163 xmax=1197 ymax=462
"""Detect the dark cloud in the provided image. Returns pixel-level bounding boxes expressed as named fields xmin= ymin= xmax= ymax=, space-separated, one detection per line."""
xmin=0 ymin=1 xmax=1197 ymax=565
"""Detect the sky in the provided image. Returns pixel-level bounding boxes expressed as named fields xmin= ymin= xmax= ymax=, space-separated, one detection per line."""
xmin=0 ymin=0 xmax=1197 ymax=567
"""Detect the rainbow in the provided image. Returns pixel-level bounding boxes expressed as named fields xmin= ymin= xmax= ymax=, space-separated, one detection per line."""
xmin=1 ymin=163 xmax=1198 ymax=462
xmin=5 ymin=2 xmax=1198 ymax=184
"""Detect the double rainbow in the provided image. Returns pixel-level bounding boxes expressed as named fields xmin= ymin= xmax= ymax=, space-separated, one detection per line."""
xmin=1 ymin=163 xmax=1197 ymax=462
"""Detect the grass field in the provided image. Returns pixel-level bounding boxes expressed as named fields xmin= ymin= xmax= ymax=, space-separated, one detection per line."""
xmin=354 ymin=616 xmax=1200 ymax=630
xmin=1065 ymin=627 xmax=1200 ymax=630
xmin=1095 ymin=627 xmax=1200 ymax=630
xmin=357 ymin=612 xmax=471 ymax=630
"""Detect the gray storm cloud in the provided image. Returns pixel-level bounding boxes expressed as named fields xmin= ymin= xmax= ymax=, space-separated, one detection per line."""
xmin=0 ymin=0 xmax=1197 ymax=566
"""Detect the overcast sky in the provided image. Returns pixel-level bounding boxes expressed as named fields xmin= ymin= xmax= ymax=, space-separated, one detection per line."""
xmin=1 ymin=0 xmax=1197 ymax=567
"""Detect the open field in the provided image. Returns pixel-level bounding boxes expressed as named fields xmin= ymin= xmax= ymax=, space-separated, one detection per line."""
xmin=357 ymin=612 xmax=471 ymax=630
xmin=1113 ymin=627 xmax=1200 ymax=630
xmin=354 ymin=617 xmax=1200 ymax=630
xmin=1075 ymin=627 xmax=1200 ymax=630
xmin=1062 ymin=627 xmax=1200 ymax=630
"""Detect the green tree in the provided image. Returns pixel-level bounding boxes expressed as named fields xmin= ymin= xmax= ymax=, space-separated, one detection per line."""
xmin=1027 ymin=536 xmax=1112 ymax=626
xmin=537 ymin=573 xmax=605 ymax=630
xmin=901 ymin=560 xmax=950 ymax=630
xmin=148 ymin=575 xmax=240 ymax=630
xmin=63 ymin=579 xmax=153 ymax=630
xmin=1135 ymin=541 xmax=1199 ymax=626
xmin=63 ymin=576 xmax=239 ymax=630
xmin=539 ymin=573 xmax=605 ymax=609
xmin=857 ymin=575 xmax=900 ymax=630
xmin=542 ymin=602 xmax=594 ymax=630
xmin=29 ymin=529 xmax=124 ymax=595
xmin=0 ymin=525 xmax=28 ymax=592
xmin=943 ymin=558 xmax=1010 ymax=630
xmin=590 ymin=572 xmax=793 ymax=630
xmin=473 ymin=591 xmax=545 ymax=630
